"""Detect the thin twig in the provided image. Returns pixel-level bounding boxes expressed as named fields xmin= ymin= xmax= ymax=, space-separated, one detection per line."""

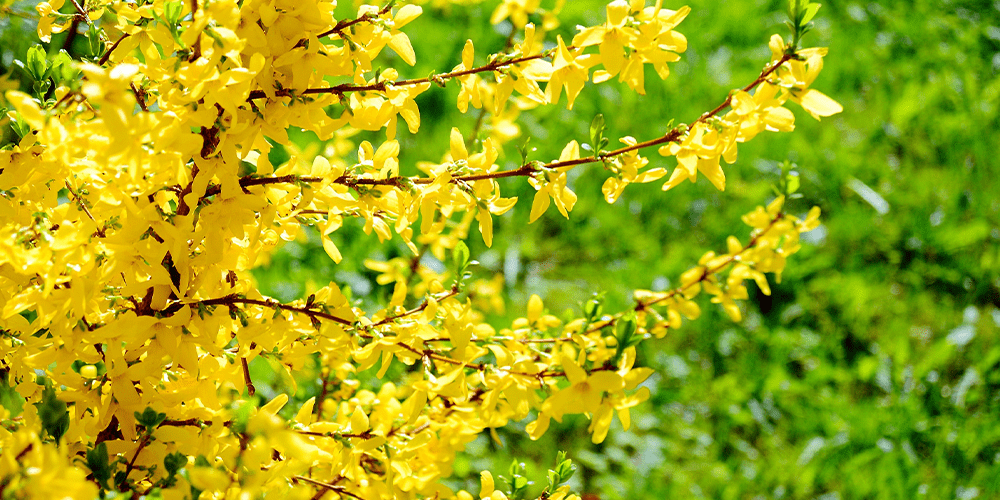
xmin=130 ymin=83 xmax=148 ymax=112
xmin=369 ymin=286 xmax=459 ymax=328
xmin=196 ymin=294 xmax=354 ymax=326
xmin=120 ymin=433 xmax=152 ymax=490
xmin=69 ymin=0 xmax=94 ymax=26
xmin=233 ymin=53 xmax=795 ymax=194
xmin=315 ymin=372 xmax=332 ymax=419
xmin=246 ymin=51 xmax=552 ymax=101
xmin=315 ymin=3 xmax=394 ymax=39
xmin=64 ymin=181 xmax=106 ymax=237
xmin=241 ymin=356 xmax=256 ymax=396
xmin=293 ymin=476 xmax=368 ymax=500
xmin=15 ymin=443 xmax=33 ymax=461
xmin=188 ymin=0 xmax=201 ymax=62
xmin=98 ymin=34 xmax=130 ymax=66
xmin=641 ymin=212 xmax=786 ymax=310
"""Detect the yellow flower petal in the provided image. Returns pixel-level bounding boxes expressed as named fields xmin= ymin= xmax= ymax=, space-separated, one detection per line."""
xmin=560 ymin=354 xmax=587 ymax=385
xmin=798 ymin=89 xmax=843 ymax=119
xmin=480 ymin=471 xmax=495 ymax=498
xmin=529 ymin=189 xmax=550 ymax=222
xmin=388 ymin=32 xmax=417 ymax=66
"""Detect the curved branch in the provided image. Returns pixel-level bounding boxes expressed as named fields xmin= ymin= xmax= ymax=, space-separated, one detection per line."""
xmin=293 ymin=476 xmax=367 ymax=500
xmin=98 ymin=34 xmax=131 ymax=66
xmin=640 ymin=211 xmax=786 ymax=310
xmin=246 ymin=51 xmax=550 ymax=101
xmin=233 ymin=52 xmax=794 ymax=194
xmin=196 ymin=294 xmax=353 ymax=326
xmin=368 ymin=286 xmax=460 ymax=328
xmin=315 ymin=3 xmax=394 ymax=39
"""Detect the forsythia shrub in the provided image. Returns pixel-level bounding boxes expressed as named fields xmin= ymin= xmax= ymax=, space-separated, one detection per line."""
xmin=0 ymin=0 xmax=840 ymax=498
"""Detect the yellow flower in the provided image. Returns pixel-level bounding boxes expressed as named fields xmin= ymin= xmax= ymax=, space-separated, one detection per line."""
xmin=528 ymin=141 xmax=579 ymax=221
xmin=545 ymin=36 xmax=600 ymax=109
xmin=573 ymin=2 xmax=689 ymax=94
xmin=769 ymin=34 xmax=843 ymax=120
xmin=601 ymin=136 xmax=665 ymax=203
xmin=659 ymin=122 xmax=733 ymax=191
xmin=490 ymin=0 xmax=541 ymax=28
xmin=573 ymin=1 xmax=635 ymax=83
xmin=543 ymin=355 xmax=625 ymax=418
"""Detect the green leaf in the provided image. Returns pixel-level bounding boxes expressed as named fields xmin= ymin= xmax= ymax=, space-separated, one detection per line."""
xmin=134 ymin=407 xmax=167 ymax=430
xmin=36 ymin=385 xmax=69 ymax=443
xmin=49 ymin=51 xmax=80 ymax=86
xmin=229 ymin=401 xmax=253 ymax=434
xmin=801 ymin=3 xmax=822 ymax=26
xmin=785 ymin=171 xmax=800 ymax=195
xmin=164 ymin=0 xmax=184 ymax=24
xmin=87 ymin=23 xmax=103 ymax=58
xmin=589 ymin=114 xmax=606 ymax=150
xmin=556 ymin=458 xmax=576 ymax=481
xmin=10 ymin=111 xmax=33 ymax=139
xmin=25 ymin=45 xmax=48 ymax=81
xmin=517 ymin=137 xmax=534 ymax=164
xmin=513 ymin=475 xmax=528 ymax=490
xmin=163 ymin=451 xmax=187 ymax=476
xmin=453 ymin=241 xmax=470 ymax=275
xmin=613 ymin=313 xmax=639 ymax=363
xmin=86 ymin=442 xmax=113 ymax=489
xmin=583 ymin=294 xmax=604 ymax=322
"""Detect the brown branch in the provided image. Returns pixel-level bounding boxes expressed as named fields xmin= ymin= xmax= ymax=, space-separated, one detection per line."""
xmin=297 ymin=419 xmax=431 ymax=442
xmin=69 ymin=0 xmax=93 ymax=25
xmin=175 ymin=164 xmax=200 ymax=216
xmin=467 ymin=106 xmax=490 ymax=151
xmin=95 ymin=416 xmax=123 ymax=445
xmin=161 ymin=418 xmax=204 ymax=427
xmin=241 ymin=356 xmax=256 ymax=396
xmin=196 ymin=294 xmax=354 ymax=326
xmin=130 ymin=83 xmax=148 ymax=112
xmin=246 ymin=51 xmax=551 ymax=101
xmin=315 ymin=372 xmax=332 ymax=419
xmin=15 ymin=443 xmax=33 ymax=461
xmin=294 ymin=476 xmax=368 ymax=500
xmin=296 ymin=430 xmax=375 ymax=440
xmin=64 ymin=181 xmax=106 ymax=237
xmin=188 ymin=0 xmax=202 ymax=62
xmin=195 ymin=174 xmax=322 ymax=201
xmin=315 ymin=3 xmax=394 ymax=39
xmin=369 ymin=286 xmax=459 ymax=328
xmin=389 ymin=341 xmax=570 ymax=382
xmin=399 ymin=212 xmax=790 ymax=378
xmin=233 ymin=52 xmax=795 ymax=196
xmin=542 ymin=53 xmax=797 ymax=172
xmin=402 ymin=243 xmax=430 ymax=292
xmin=98 ymin=34 xmax=130 ymax=66
xmin=52 ymin=89 xmax=84 ymax=110
xmin=549 ymin=212 xmax=790 ymax=343
xmin=120 ymin=433 xmax=152 ymax=491
xmin=640 ymin=211 xmax=786 ymax=310
xmin=62 ymin=17 xmax=81 ymax=52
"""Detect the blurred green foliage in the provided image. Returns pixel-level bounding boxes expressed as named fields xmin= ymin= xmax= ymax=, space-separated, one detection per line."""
xmin=3 ymin=0 xmax=998 ymax=498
